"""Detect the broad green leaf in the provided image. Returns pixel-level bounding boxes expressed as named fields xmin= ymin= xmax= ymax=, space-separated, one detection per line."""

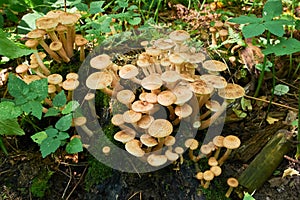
xmin=273 ymin=84 xmax=289 ymax=95
xmin=75 ymin=3 xmax=89 ymax=12
xmin=31 ymin=131 xmax=47 ymax=144
xmin=296 ymin=20 xmax=300 ymax=30
xmin=255 ymin=60 xmax=273 ymax=72
xmin=0 ymin=29 xmax=34 ymax=58
xmin=232 ymin=108 xmax=247 ymax=118
xmin=8 ymin=73 xmax=29 ymax=99
xmin=0 ymin=101 xmax=22 ymax=119
xmin=29 ymin=78 xmax=48 ymax=101
xmin=22 ymin=101 xmax=43 ymax=119
xmin=243 ymin=192 xmax=256 ymax=200
xmin=57 ymin=131 xmax=70 ymax=140
xmin=90 ymin=1 xmax=105 ymax=14
xmin=62 ymin=101 xmax=80 ymax=114
xmin=263 ymin=0 xmax=282 ymax=21
xmin=40 ymin=137 xmax=61 ymax=158
xmin=66 ymin=137 xmax=83 ymax=154
xmin=18 ymin=12 xmax=43 ymax=33
xmin=0 ymin=119 xmax=25 ymax=136
xmin=242 ymin=23 xmax=265 ymax=38
xmin=228 ymin=15 xmax=262 ymax=24
xmin=53 ymin=91 xmax=67 ymax=107
xmin=45 ymin=128 xmax=58 ymax=137
xmin=44 ymin=107 xmax=60 ymax=117
xmin=5 ymin=8 xmax=19 ymax=22
xmin=55 ymin=114 xmax=72 ymax=131
xmin=263 ymin=20 xmax=285 ymax=37
xmin=262 ymin=38 xmax=300 ymax=56
xmin=117 ymin=0 xmax=128 ymax=8
xmin=128 ymin=17 xmax=141 ymax=25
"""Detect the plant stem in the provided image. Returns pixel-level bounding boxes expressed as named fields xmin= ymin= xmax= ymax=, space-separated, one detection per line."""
xmin=0 ymin=136 xmax=8 ymax=156
xmin=266 ymin=57 xmax=276 ymax=116
xmin=254 ymin=31 xmax=271 ymax=97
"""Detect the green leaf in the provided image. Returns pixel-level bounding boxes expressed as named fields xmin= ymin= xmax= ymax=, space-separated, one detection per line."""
xmin=0 ymin=29 xmax=34 ymax=58
xmin=31 ymin=131 xmax=47 ymax=144
xmin=263 ymin=20 xmax=285 ymax=37
xmin=45 ymin=128 xmax=58 ymax=137
xmin=255 ymin=60 xmax=273 ymax=72
xmin=18 ymin=12 xmax=43 ymax=33
xmin=40 ymin=137 xmax=61 ymax=158
xmin=75 ymin=3 xmax=89 ymax=12
xmin=5 ymin=8 xmax=19 ymax=22
xmin=22 ymin=101 xmax=43 ymax=119
xmin=273 ymin=84 xmax=289 ymax=96
xmin=0 ymin=101 xmax=22 ymax=119
xmin=228 ymin=15 xmax=262 ymax=24
xmin=0 ymin=15 xmax=4 ymax=28
xmin=117 ymin=0 xmax=128 ymax=8
xmin=57 ymin=131 xmax=70 ymax=140
xmin=8 ymin=73 xmax=29 ymax=99
xmin=242 ymin=23 xmax=265 ymax=38
xmin=262 ymin=38 xmax=300 ymax=56
xmin=44 ymin=107 xmax=60 ymax=117
xmin=128 ymin=17 xmax=141 ymax=25
xmin=62 ymin=101 xmax=80 ymax=114
xmin=243 ymin=192 xmax=256 ymax=200
xmin=90 ymin=1 xmax=105 ymax=14
xmin=55 ymin=114 xmax=72 ymax=131
xmin=28 ymin=78 xmax=48 ymax=101
xmin=52 ymin=91 xmax=67 ymax=107
xmin=0 ymin=119 xmax=25 ymax=136
xmin=66 ymin=137 xmax=83 ymax=154
xmin=263 ymin=0 xmax=282 ymax=21
xmin=296 ymin=20 xmax=300 ymax=30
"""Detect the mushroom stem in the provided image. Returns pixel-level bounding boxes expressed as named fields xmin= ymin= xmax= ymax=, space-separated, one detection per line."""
xmin=225 ymin=186 xmax=234 ymax=198
xmin=199 ymin=101 xmax=227 ymax=130
xmin=33 ymin=52 xmax=50 ymax=75
xmin=38 ymin=39 xmax=61 ymax=63
xmin=50 ymin=41 xmax=70 ymax=63
xmin=65 ymin=24 xmax=75 ymax=58
xmin=218 ymin=148 xmax=232 ymax=166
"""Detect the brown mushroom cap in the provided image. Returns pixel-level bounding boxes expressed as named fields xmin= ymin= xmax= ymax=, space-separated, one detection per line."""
xmin=145 ymin=47 xmax=161 ymax=57
xmin=90 ymin=54 xmax=112 ymax=70
xmin=123 ymin=110 xmax=142 ymax=123
xmin=36 ymin=17 xmax=58 ymax=30
xmin=147 ymin=154 xmax=168 ymax=166
xmin=160 ymin=57 xmax=171 ymax=68
xmin=174 ymin=146 xmax=184 ymax=154
xmin=214 ymin=21 xmax=224 ymax=29
xmin=154 ymin=38 xmax=175 ymax=50
xmin=218 ymin=83 xmax=245 ymax=100
xmin=59 ymin=12 xmax=79 ymax=25
xmin=137 ymin=115 xmax=154 ymax=129
xmin=200 ymin=144 xmax=213 ymax=155
xmin=148 ymin=119 xmax=173 ymax=138
xmin=23 ymin=75 xmax=41 ymax=84
xmin=227 ymin=177 xmax=239 ymax=187
xmin=172 ymin=85 xmax=193 ymax=105
xmin=196 ymin=172 xmax=204 ymax=180
xmin=186 ymin=52 xmax=206 ymax=64
xmin=125 ymin=139 xmax=145 ymax=157
xmin=131 ymin=100 xmax=154 ymax=113
xmin=175 ymin=104 xmax=193 ymax=118
xmin=161 ymin=70 xmax=181 ymax=85
xmin=25 ymin=39 xmax=39 ymax=48
xmin=212 ymin=135 xmax=224 ymax=148
xmin=62 ymin=78 xmax=79 ymax=91
xmin=27 ymin=29 xmax=46 ymax=39
xmin=145 ymin=92 xmax=158 ymax=104
xmin=48 ymin=84 xmax=56 ymax=94
xmin=140 ymin=134 xmax=158 ymax=147
xmin=169 ymin=53 xmax=185 ymax=65
xmin=16 ymin=64 xmax=29 ymax=74
xmin=102 ymin=146 xmax=111 ymax=155
xmin=210 ymin=166 xmax=222 ymax=176
xmin=66 ymin=72 xmax=79 ymax=80
xmin=73 ymin=116 xmax=87 ymax=126
xmin=184 ymin=138 xmax=199 ymax=150
xmin=219 ymin=29 xmax=229 ymax=37
xmin=48 ymin=74 xmax=63 ymax=85
xmin=169 ymin=30 xmax=190 ymax=43
xmin=119 ymin=64 xmax=139 ymax=79
xmin=114 ymin=128 xmax=136 ymax=143
xmin=165 ymin=149 xmax=179 ymax=161
xmin=157 ymin=90 xmax=177 ymax=106
xmin=189 ymin=80 xmax=214 ymax=95
xmin=86 ymin=72 xmax=113 ymax=90
xmin=205 ymin=100 xmax=221 ymax=112
xmin=164 ymin=135 xmax=176 ymax=146
xmin=202 ymin=60 xmax=227 ymax=73
xmin=208 ymin=157 xmax=218 ymax=166
xmin=223 ymin=135 xmax=241 ymax=149
xmin=141 ymin=73 xmax=163 ymax=90
xmin=75 ymin=36 xmax=88 ymax=46
xmin=116 ymin=90 xmax=135 ymax=105
xmin=203 ymin=170 xmax=215 ymax=181
xmin=200 ymin=74 xmax=227 ymax=89
xmin=49 ymin=41 xmax=63 ymax=51
xmin=111 ymin=114 xmax=125 ymax=126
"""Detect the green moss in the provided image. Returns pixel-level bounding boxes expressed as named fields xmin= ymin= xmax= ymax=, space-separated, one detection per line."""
xmin=30 ymin=169 xmax=53 ymax=198
xmin=85 ymin=156 xmax=113 ymax=191
xmin=200 ymin=176 xmax=230 ymax=200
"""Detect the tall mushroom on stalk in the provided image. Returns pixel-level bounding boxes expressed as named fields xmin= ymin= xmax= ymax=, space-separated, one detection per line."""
xmin=27 ymin=29 xmax=61 ymax=63
xmin=116 ymin=89 xmax=135 ymax=108
xmin=56 ymin=24 xmax=68 ymax=52
xmin=62 ymin=78 xmax=80 ymax=101
xmin=49 ymin=41 xmax=70 ymax=62
xmin=218 ymin=135 xmax=241 ymax=166
xmin=148 ymin=119 xmax=173 ymax=152
xmin=73 ymin=116 xmax=94 ymax=137
xmin=119 ymin=64 xmax=142 ymax=84
xmin=35 ymin=17 xmax=60 ymax=42
xmin=169 ymin=30 xmax=190 ymax=53
xmin=202 ymin=60 xmax=227 ymax=75
xmin=169 ymin=53 xmax=185 ymax=73
xmin=188 ymin=80 xmax=214 ymax=108
xmin=47 ymin=74 xmax=63 ymax=92
xmin=75 ymin=35 xmax=88 ymax=61
xmin=86 ymin=71 xmax=113 ymax=96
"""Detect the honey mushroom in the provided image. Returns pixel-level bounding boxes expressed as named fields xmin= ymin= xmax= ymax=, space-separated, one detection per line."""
xmin=102 ymin=146 xmax=111 ymax=156
xmin=84 ymin=93 xmax=97 ymax=118
xmin=114 ymin=128 xmax=136 ymax=143
xmin=75 ymin=35 xmax=88 ymax=61
xmin=73 ymin=116 xmax=94 ymax=137
xmin=15 ymin=64 xmax=29 ymax=78
xmin=116 ymin=89 xmax=135 ymax=108
xmin=171 ymin=85 xmax=193 ymax=106
xmin=86 ymin=71 xmax=113 ymax=96
xmin=55 ymin=24 xmax=68 ymax=52
xmin=165 ymin=149 xmax=179 ymax=162
xmin=119 ymin=64 xmax=142 ymax=84
xmin=212 ymin=135 xmax=224 ymax=159
xmin=169 ymin=30 xmax=190 ymax=53
xmin=148 ymin=119 xmax=173 ymax=152
xmin=210 ymin=165 xmax=222 ymax=177
xmin=195 ymin=172 xmax=205 ymax=186
xmin=200 ymin=100 xmax=221 ymax=120
xmin=208 ymin=156 xmax=218 ymax=167
xmin=203 ymin=170 xmax=215 ymax=189
xmin=145 ymin=46 xmax=162 ymax=74
xmin=184 ymin=138 xmax=199 ymax=162
xmin=62 ymin=78 xmax=79 ymax=101
xmin=161 ymin=70 xmax=182 ymax=89
xmin=147 ymin=154 xmax=168 ymax=167
xmin=218 ymin=135 xmax=241 ymax=166
xmin=169 ymin=53 xmax=185 ymax=73
xmin=49 ymin=41 xmax=70 ymax=62
xmin=140 ymin=133 xmax=158 ymax=153
xmin=202 ymin=60 xmax=227 ymax=75
xmin=125 ymin=139 xmax=145 ymax=157
xmin=174 ymin=146 xmax=184 ymax=164
xmin=225 ymin=177 xmax=239 ymax=198
xmin=173 ymin=103 xmax=193 ymax=126
xmin=47 ymin=74 xmax=63 ymax=92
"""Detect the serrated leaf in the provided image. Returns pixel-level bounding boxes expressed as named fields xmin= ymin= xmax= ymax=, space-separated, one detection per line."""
xmin=242 ymin=23 xmax=265 ymax=38
xmin=62 ymin=101 xmax=80 ymax=114
xmin=0 ymin=119 xmax=25 ymax=136
xmin=45 ymin=128 xmax=58 ymax=137
xmin=22 ymin=101 xmax=43 ymax=119
xmin=57 ymin=131 xmax=70 ymax=140
xmin=53 ymin=91 xmax=67 ymax=107
xmin=262 ymin=38 xmax=300 ymax=56
xmin=55 ymin=114 xmax=72 ymax=131
xmin=40 ymin=137 xmax=61 ymax=158
xmin=0 ymin=29 xmax=34 ymax=58
xmin=0 ymin=101 xmax=22 ymax=119
xmin=128 ymin=17 xmax=141 ymax=25
xmin=273 ymin=84 xmax=289 ymax=95
xmin=8 ymin=73 xmax=28 ymax=99
xmin=75 ymin=3 xmax=89 ymax=12
xmin=263 ymin=0 xmax=282 ymax=21
xmin=31 ymin=131 xmax=47 ymax=144
xmin=44 ymin=107 xmax=60 ymax=117
xmin=229 ymin=15 xmax=262 ymax=24
xmin=29 ymin=78 xmax=48 ymax=101
xmin=263 ymin=20 xmax=285 ymax=37
xmin=66 ymin=137 xmax=83 ymax=154
xmin=90 ymin=1 xmax=105 ymax=14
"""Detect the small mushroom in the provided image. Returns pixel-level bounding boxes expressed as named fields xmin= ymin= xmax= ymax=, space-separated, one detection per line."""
xmin=75 ymin=35 xmax=88 ymax=61
xmin=84 ymin=93 xmax=97 ymax=118
xmin=208 ymin=157 xmax=218 ymax=166
xmin=125 ymin=139 xmax=145 ymax=157
xmin=184 ymin=138 xmax=199 ymax=162
xmin=49 ymin=41 xmax=70 ymax=62
xmin=102 ymin=146 xmax=111 ymax=156
xmin=114 ymin=128 xmax=136 ymax=143
xmin=62 ymin=78 xmax=79 ymax=101
xmin=86 ymin=72 xmax=113 ymax=96
xmin=47 ymin=74 xmax=63 ymax=92
xmin=203 ymin=170 xmax=215 ymax=189
xmin=212 ymin=135 xmax=224 ymax=159
xmin=119 ymin=64 xmax=141 ymax=84
xmin=174 ymin=146 xmax=184 ymax=164
xmin=218 ymin=135 xmax=241 ymax=166
xmin=196 ymin=172 xmax=205 ymax=186
xmin=202 ymin=60 xmax=227 ymax=75
xmin=225 ymin=177 xmax=239 ymax=198
xmin=161 ymin=70 xmax=182 ymax=89
xmin=73 ymin=116 xmax=94 ymax=137
xmin=210 ymin=165 xmax=222 ymax=177
xmin=147 ymin=154 xmax=168 ymax=166
xmin=116 ymin=89 xmax=135 ymax=108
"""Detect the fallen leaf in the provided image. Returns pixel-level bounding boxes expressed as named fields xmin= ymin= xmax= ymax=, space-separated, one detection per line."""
xmin=282 ymin=167 xmax=300 ymax=178
xmin=266 ymin=115 xmax=280 ymax=124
